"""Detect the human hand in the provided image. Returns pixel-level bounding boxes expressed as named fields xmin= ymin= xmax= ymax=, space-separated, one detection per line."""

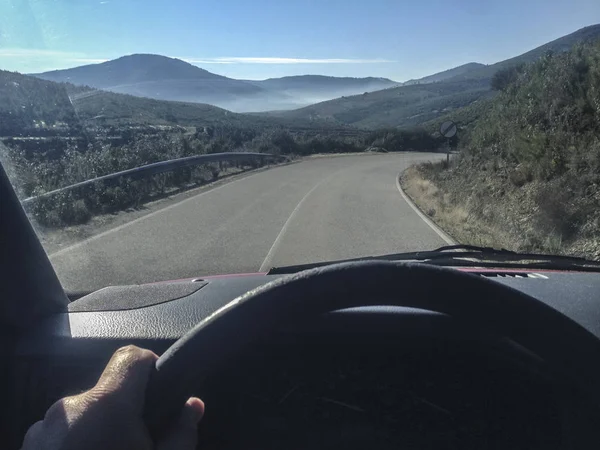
xmin=21 ymin=345 xmax=204 ymax=450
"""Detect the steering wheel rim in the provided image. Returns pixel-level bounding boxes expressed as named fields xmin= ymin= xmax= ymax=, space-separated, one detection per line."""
xmin=143 ymin=261 xmax=600 ymax=437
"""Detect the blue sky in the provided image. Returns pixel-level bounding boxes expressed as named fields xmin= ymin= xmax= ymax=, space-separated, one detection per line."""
xmin=0 ymin=0 xmax=599 ymax=81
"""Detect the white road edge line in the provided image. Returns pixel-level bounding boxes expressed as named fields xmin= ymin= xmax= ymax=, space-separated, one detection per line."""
xmin=395 ymin=173 xmax=456 ymax=245
xmin=259 ymin=173 xmax=336 ymax=272
xmin=49 ymin=166 xmax=277 ymax=259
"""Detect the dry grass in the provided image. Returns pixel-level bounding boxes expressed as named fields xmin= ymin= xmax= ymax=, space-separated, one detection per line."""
xmin=401 ymin=165 xmax=600 ymax=260
xmin=401 ymin=166 xmax=525 ymax=250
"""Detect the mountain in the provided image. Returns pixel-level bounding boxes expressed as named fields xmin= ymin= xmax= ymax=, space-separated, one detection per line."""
xmin=32 ymin=55 xmax=398 ymax=112
xmin=403 ymin=63 xmax=486 ymax=85
xmin=34 ymin=54 xmax=229 ymax=88
xmin=32 ymin=54 xmax=287 ymax=113
xmin=264 ymin=24 xmax=600 ymax=129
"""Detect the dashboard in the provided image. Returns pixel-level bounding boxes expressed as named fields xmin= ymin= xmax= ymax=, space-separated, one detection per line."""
xmin=7 ymin=268 xmax=600 ymax=449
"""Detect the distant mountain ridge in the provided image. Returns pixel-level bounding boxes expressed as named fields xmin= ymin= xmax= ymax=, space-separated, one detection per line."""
xmin=407 ymin=24 xmax=600 ymax=85
xmin=249 ymin=75 xmax=397 ymax=91
xmin=33 ymin=55 xmax=398 ymax=112
xmin=404 ymin=63 xmax=486 ymax=85
xmin=34 ymin=54 xmax=230 ymax=87
xmin=263 ymin=24 xmax=600 ymax=128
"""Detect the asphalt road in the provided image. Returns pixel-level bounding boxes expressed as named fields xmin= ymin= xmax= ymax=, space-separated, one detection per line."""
xmin=49 ymin=153 xmax=449 ymax=292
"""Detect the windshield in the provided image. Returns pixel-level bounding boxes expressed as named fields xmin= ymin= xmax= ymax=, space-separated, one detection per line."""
xmin=1 ymin=1 xmax=599 ymax=293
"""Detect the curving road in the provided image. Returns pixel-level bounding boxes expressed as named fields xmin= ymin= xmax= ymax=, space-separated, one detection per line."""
xmin=49 ymin=153 xmax=449 ymax=292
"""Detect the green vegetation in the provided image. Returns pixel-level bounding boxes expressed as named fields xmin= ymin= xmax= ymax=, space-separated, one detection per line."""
xmin=490 ymin=64 xmax=526 ymax=92
xmin=0 ymin=71 xmax=80 ymax=136
xmin=6 ymin=133 xmax=271 ymax=227
xmin=409 ymin=41 xmax=600 ymax=259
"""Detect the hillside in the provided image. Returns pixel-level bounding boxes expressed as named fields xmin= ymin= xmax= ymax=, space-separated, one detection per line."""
xmin=403 ymin=63 xmax=486 ymax=85
xmin=263 ymin=78 xmax=492 ymax=129
xmin=265 ymin=24 xmax=600 ymax=129
xmin=403 ymin=40 xmax=600 ymax=260
xmin=64 ymin=86 xmax=351 ymax=130
xmin=0 ymin=69 xmax=289 ymax=138
xmin=0 ymin=70 xmax=80 ymax=136
xmin=66 ymin=87 xmax=280 ymax=129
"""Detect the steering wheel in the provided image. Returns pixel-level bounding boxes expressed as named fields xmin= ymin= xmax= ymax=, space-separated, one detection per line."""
xmin=143 ymin=261 xmax=600 ymax=437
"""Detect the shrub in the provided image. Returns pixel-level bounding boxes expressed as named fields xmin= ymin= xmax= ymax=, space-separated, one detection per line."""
xmin=63 ymin=199 xmax=92 ymax=224
xmin=491 ymin=63 xmax=526 ymax=91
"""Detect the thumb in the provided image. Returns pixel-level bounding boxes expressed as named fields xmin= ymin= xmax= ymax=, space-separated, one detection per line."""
xmin=93 ymin=345 xmax=158 ymax=414
xmin=156 ymin=397 xmax=205 ymax=450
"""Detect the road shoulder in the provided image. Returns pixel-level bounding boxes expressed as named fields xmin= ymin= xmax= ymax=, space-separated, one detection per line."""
xmin=399 ymin=166 xmax=511 ymax=249
xmin=395 ymin=173 xmax=455 ymax=245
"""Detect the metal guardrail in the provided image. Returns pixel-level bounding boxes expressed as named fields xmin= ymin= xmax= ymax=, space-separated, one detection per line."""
xmin=22 ymin=152 xmax=284 ymax=206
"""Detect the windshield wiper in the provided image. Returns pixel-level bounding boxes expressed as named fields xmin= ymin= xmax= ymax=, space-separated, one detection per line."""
xmin=267 ymin=244 xmax=600 ymax=274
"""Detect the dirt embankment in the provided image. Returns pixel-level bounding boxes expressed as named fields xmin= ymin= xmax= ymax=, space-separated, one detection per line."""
xmin=400 ymin=163 xmax=600 ymax=261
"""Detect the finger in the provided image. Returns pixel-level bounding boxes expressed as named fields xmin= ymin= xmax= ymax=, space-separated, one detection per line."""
xmin=92 ymin=345 xmax=158 ymax=411
xmin=21 ymin=421 xmax=45 ymax=449
xmin=184 ymin=397 xmax=205 ymax=421
xmin=156 ymin=397 xmax=205 ymax=450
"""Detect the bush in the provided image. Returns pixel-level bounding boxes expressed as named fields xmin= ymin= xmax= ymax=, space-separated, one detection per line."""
xmin=31 ymin=194 xmax=91 ymax=226
xmin=491 ymin=63 xmax=526 ymax=91
xmin=508 ymin=165 xmax=533 ymax=187
xmin=534 ymin=181 xmax=576 ymax=238
xmin=64 ymin=199 xmax=92 ymax=224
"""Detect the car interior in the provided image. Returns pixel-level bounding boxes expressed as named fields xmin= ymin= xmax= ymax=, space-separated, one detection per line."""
xmin=3 ymin=159 xmax=600 ymax=450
